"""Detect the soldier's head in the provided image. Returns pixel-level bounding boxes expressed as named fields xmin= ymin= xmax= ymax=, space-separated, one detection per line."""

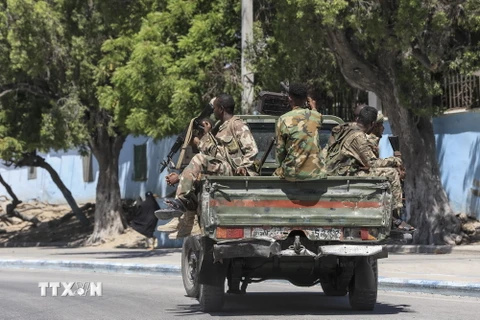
xmin=353 ymin=103 xmax=366 ymax=121
xmin=288 ymin=83 xmax=308 ymax=108
xmin=371 ymin=112 xmax=385 ymax=138
xmin=356 ymin=105 xmax=378 ymax=133
xmin=213 ymin=93 xmax=235 ymax=121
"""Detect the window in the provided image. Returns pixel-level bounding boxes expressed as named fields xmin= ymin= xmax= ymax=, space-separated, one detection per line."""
xmin=28 ymin=166 xmax=37 ymax=180
xmin=133 ymin=144 xmax=147 ymax=181
xmin=82 ymin=153 xmax=94 ymax=183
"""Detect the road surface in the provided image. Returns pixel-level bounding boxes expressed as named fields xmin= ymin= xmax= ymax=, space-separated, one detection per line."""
xmin=0 ymin=268 xmax=479 ymax=320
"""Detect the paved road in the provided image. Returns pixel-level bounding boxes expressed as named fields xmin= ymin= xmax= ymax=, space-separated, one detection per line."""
xmin=2 ymin=247 xmax=480 ymax=284
xmin=1 ymin=269 xmax=479 ymax=320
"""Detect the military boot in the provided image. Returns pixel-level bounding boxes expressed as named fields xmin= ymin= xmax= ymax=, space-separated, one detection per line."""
xmin=157 ymin=218 xmax=180 ymax=233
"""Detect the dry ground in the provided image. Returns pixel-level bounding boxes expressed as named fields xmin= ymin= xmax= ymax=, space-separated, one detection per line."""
xmin=0 ymin=201 xmax=150 ymax=249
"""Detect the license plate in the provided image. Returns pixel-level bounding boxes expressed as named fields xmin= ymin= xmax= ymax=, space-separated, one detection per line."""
xmin=249 ymin=227 xmax=290 ymax=239
xmin=246 ymin=227 xmax=343 ymax=240
xmin=306 ymin=227 xmax=343 ymax=241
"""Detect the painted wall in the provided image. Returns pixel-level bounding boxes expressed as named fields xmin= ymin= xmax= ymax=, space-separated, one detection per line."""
xmin=379 ymin=110 xmax=480 ymax=219
xmin=0 ymin=135 xmax=183 ymax=248
xmin=0 ymin=135 xmax=177 ymax=203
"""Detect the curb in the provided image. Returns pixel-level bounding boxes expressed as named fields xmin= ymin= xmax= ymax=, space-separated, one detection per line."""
xmin=1 ymin=259 xmax=480 ymax=297
xmin=0 ymin=259 xmax=181 ymax=275
xmin=385 ymin=245 xmax=480 ymax=255
xmin=385 ymin=245 xmax=454 ymax=254
xmin=379 ymin=277 xmax=480 ymax=297
xmin=2 ymin=242 xmax=480 ymax=254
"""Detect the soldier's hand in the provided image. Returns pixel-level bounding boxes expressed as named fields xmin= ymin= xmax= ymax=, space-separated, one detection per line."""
xmin=394 ymin=151 xmax=402 ymax=158
xmin=236 ymin=167 xmax=247 ymax=176
xmin=189 ymin=137 xmax=201 ymax=148
xmin=307 ymin=97 xmax=317 ymax=111
xmin=166 ymin=172 xmax=180 ymax=186
xmin=202 ymin=120 xmax=212 ymax=134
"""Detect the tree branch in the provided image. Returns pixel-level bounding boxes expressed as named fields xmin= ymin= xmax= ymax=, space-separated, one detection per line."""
xmin=325 ymin=28 xmax=391 ymax=94
xmin=411 ymin=48 xmax=442 ymax=72
xmin=0 ymin=83 xmax=57 ymax=100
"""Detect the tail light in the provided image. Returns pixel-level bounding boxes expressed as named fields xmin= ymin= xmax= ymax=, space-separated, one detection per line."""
xmin=216 ymin=227 xmax=244 ymax=239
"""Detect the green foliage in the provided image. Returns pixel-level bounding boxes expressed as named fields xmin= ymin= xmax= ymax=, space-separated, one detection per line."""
xmin=99 ymin=0 xmax=242 ymax=139
xmin=0 ymin=0 xmax=159 ymax=162
xmin=283 ymin=0 xmax=480 ymax=115
xmin=250 ymin=1 xmax=357 ymax=114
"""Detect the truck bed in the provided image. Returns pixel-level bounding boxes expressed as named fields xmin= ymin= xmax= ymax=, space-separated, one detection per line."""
xmin=200 ymin=176 xmax=393 ymax=243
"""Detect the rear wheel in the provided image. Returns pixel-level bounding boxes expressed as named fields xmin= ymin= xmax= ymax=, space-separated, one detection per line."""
xmin=181 ymin=236 xmax=201 ymax=298
xmin=198 ymin=278 xmax=225 ymax=312
xmin=348 ymin=258 xmax=378 ymax=310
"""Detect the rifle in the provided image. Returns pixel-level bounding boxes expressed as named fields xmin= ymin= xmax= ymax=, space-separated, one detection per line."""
xmin=159 ymin=103 xmax=214 ymax=173
xmin=257 ymin=137 xmax=276 ymax=174
xmin=388 ymin=136 xmax=400 ymax=152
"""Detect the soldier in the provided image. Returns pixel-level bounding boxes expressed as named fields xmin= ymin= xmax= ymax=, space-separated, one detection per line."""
xmin=325 ymin=106 xmax=414 ymax=231
xmin=367 ymin=112 xmax=384 ymax=157
xmin=156 ymin=93 xmax=259 ymax=221
xmin=274 ymin=83 xmax=325 ymax=181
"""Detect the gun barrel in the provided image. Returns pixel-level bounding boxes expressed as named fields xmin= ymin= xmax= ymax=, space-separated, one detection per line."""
xmin=280 ymin=81 xmax=289 ymax=93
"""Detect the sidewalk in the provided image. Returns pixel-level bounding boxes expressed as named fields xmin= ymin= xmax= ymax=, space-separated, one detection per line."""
xmin=1 ymin=246 xmax=480 ymax=296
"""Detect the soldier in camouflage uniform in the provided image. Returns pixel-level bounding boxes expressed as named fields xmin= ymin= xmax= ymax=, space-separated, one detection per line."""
xmin=274 ymin=83 xmax=325 ymax=181
xmin=366 ymin=112 xmax=384 ymax=157
xmin=325 ymin=106 xmax=414 ymax=231
xmin=156 ymin=93 xmax=259 ymax=220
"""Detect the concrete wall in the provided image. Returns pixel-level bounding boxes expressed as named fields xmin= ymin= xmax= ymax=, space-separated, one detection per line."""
xmin=0 ymin=135 xmax=177 ymax=203
xmin=379 ymin=110 xmax=480 ymax=219
xmin=0 ymin=135 xmax=183 ymax=248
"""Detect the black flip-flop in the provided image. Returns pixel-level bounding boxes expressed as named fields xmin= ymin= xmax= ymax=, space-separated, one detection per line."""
xmin=154 ymin=199 xmax=186 ymax=220
xmin=393 ymin=218 xmax=416 ymax=232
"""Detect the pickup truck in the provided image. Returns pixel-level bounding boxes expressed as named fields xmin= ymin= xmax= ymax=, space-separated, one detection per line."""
xmin=179 ymin=111 xmax=392 ymax=312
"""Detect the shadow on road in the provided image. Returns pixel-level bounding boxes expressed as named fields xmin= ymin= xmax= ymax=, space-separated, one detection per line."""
xmin=169 ymin=292 xmax=411 ymax=316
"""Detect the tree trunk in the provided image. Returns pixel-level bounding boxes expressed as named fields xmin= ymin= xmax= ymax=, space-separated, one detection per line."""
xmin=87 ymin=110 xmax=126 ymax=244
xmin=34 ymin=156 xmax=90 ymax=227
xmin=380 ymin=94 xmax=461 ymax=245
xmin=0 ymin=173 xmax=21 ymax=208
xmin=326 ymin=28 xmax=461 ymax=244
xmin=15 ymin=153 xmax=90 ymax=226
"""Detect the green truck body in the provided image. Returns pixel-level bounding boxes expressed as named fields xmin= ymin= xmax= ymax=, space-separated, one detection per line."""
xmin=180 ymin=114 xmax=392 ymax=312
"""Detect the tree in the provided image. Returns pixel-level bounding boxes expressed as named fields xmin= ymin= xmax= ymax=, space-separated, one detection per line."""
xmin=0 ymin=0 xmax=90 ymax=226
xmin=0 ymin=0 xmax=159 ymax=241
xmin=1 ymin=0 xmax=244 ymax=243
xmin=280 ymin=0 xmax=480 ymax=244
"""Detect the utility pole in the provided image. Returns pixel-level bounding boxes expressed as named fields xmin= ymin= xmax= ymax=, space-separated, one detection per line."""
xmin=241 ymin=0 xmax=254 ymax=114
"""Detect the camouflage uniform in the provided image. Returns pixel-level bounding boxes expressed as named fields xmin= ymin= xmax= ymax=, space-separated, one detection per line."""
xmin=366 ymin=134 xmax=380 ymax=157
xmin=176 ymin=115 xmax=258 ymax=209
xmin=325 ymin=123 xmax=403 ymax=209
xmin=274 ymin=107 xmax=325 ymax=181
xmin=366 ymin=112 xmax=384 ymax=157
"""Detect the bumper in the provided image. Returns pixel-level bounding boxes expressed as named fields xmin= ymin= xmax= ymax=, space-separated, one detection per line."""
xmin=213 ymin=238 xmax=388 ymax=261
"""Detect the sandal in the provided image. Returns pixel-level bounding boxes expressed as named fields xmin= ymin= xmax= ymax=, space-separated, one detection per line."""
xmin=393 ymin=218 xmax=416 ymax=232
xmin=154 ymin=198 xmax=186 ymax=220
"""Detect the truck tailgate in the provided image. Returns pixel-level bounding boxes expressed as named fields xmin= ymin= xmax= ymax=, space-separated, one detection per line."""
xmin=201 ymin=176 xmax=392 ymax=229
